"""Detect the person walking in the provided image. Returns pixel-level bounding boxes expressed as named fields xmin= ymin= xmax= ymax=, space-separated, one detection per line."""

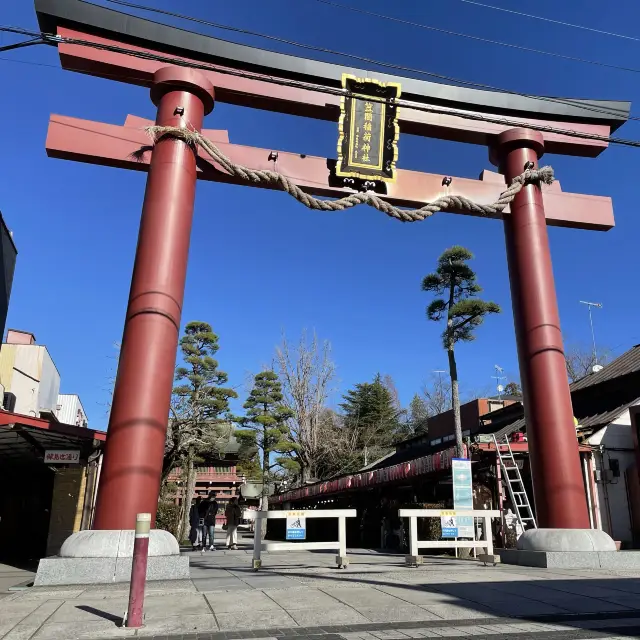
xmin=189 ymin=496 xmax=203 ymax=551
xmin=224 ymin=497 xmax=241 ymax=550
xmin=203 ymin=491 xmax=219 ymax=550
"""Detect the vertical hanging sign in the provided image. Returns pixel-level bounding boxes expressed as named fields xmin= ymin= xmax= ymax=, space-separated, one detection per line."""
xmin=337 ymin=75 xmax=401 ymax=183
xmin=452 ymin=458 xmax=473 ymax=510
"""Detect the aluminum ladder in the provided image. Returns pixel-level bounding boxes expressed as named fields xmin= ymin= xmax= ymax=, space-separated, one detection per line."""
xmin=493 ymin=433 xmax=537 ymax=530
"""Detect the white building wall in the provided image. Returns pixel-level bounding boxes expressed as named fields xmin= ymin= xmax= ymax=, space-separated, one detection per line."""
xmin=57 ymin=394 xmax=88 ymax=427
xmin=588 ymin=410 xmax=638 ymax=545
xmin=0 ymin=344 xmax=61 ymax=417
xmin=39 ymin=348 xmax=60 ymax=414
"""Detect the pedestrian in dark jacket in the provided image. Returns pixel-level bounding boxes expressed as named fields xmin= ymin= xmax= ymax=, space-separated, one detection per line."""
xmin=189 ymin=497 xmax=203 ymax=550
xmin=203 ymin=491 xmax=219 ymax=550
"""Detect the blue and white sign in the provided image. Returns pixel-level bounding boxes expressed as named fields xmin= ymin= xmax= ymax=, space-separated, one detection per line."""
xmin=452 ymin=458 xmax=473 ymax=510
xmin=440 ymin=513 xmax=458 ymax=538
xmin=456 ymin=515 xmax=474 ymax=538
xmin=286 ymin=513 xmax=306 ymax=540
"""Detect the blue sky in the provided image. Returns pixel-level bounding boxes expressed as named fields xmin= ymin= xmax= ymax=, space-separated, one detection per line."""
xmin=2 ymin=0 xmax=640 ymax=430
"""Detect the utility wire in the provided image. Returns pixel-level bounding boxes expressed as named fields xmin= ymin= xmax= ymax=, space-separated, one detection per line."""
xmin=3 ymin=25 xmax=640 ymax=149
xmin=459 ymin=0 xmax=640 ymax=43
xmin=102 ymin=0 xmax=640 ymax=123
xmin=312 ymin=0 xmax=640 ymax=75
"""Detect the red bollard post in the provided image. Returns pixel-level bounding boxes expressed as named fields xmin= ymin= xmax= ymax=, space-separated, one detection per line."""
xmin=125 ymin=513 xmax=151 ymax=629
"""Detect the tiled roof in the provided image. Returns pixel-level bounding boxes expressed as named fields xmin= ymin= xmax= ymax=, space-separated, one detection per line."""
xmin=577 ymin=397 xmax=640 ymax=431
xmin=570 ymin=344 xmax=640 ymax=391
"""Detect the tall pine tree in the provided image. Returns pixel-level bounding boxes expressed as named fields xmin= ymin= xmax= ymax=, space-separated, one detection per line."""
xmin=422 ymin=247 xmax=500 ymax=457
xmin=168 ymin=321 xmax=237 ymax=538
xmin=236 ymin=371 xmax=297 ymax=512
xmin=339 ymin=374 xmax=400 ymax=467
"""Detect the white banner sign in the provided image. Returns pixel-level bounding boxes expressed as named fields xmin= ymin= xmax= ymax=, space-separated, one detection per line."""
xmin=44 ymin=450 xmax=80 ymax=464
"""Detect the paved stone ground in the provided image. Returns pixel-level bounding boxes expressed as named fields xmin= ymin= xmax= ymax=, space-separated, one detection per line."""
xmin=3 ymin=537 xmax=640 ymax=640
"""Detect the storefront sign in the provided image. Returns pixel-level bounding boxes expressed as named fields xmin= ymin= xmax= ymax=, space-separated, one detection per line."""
xmin=337 ymin=75 xmax=401 ymax=183
xmin=286 ymin=512 xmax=306 ymax=540
xmin=44 ymin=449 xmax=80 ymax=464
xmin=456 ymin=515 xmax=474 ymax=538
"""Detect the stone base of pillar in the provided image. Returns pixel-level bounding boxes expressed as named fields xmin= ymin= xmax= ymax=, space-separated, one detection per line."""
xmin=498 ymin=528 xmax=635 ymax=568
xmin=34 ymin=529 xmax=189 ymax=586
xmin=517 ymin=528 xmax=616 ymax=552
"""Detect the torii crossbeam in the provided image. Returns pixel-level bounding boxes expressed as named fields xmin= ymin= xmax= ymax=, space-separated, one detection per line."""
xmin=34 ymin=0 xmax=629 ymax=552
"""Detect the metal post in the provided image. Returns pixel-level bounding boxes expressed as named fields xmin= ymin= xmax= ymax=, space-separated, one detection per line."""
xmin=336 ymin=515 xmax=348 ymax=568
xmin=493 ymin=128 xmax=590 ymax=529
xmin=93 ymin=67 xmax=215 ymax=529
xmin=252 ymin=511 xmax=264 ymax=570
xmin=125 ymin=513 xmax=151 ymax=628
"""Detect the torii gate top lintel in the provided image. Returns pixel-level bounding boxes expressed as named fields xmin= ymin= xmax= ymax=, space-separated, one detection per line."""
xmin=35 ymin=0 xmax=630 ymax=154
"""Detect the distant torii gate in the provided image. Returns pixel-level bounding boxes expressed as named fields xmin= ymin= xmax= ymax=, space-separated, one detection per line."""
xmin=35 ymin=0 xmax=629 ymax=536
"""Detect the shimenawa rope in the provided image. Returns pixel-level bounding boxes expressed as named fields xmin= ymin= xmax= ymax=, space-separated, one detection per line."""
xmin=146 ymin=125 xmax=554 ymax=223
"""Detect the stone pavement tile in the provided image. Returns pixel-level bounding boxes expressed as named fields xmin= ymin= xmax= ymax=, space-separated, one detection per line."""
xmin=47 ymin=598 xmax=128 ymax=624
xmin=3 ymin=601 xmax=64 ymax=640
xmin=31 ymin=619 xmax=135 ymax=639
xmin=205 ymin=590 xmax=283 ymax=613
xmin=369 ymin=632 xmax=410 ymax=639
xmin=373 ymin=586 xmax=459 ymax=606
xmin=419 ymin=604 xmax=499 ymax=620
xmin=286 ymin=607 xmax=369 ymax=627
xmin=323 ymin=588 xmax=409 ymax=608
xmin=14 ymin=589 xmax=86 ymax=601
xmin=482 ymin=600 xmax=569 ymax=616
xmin=355 ymin=606 xmax=440 ymax=623
xmin=135 ymin=614 xmax=219 ymax=636
xmin=541 ymin=596 xmax=632 ymax=613
xmin=142 ymin=594 xmax=209 ymax=619
xmin=341 ymin=632 xmax=379 ymax=640
xmin=193 ymin=578 xmax=253 ymax=592
xmin=1 ymin=601 xmax=51 ymax=616
xmin=240 ymin=580 xmax=303 ymax=590
xmin=215 ymin=608 xmax=296 ymax=630
xmin=596 ymin=594 xmax=640 ymax=608
xmin=427 ymin=628 xmax=469 ymax=637
xmin=266 ymin=588 xmax=340 ymax=609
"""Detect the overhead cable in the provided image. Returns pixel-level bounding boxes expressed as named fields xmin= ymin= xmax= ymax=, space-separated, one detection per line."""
xmin=459 ymin=0 xmax=640 ymax=43
xmin=2 ymin=25 xmax=640 ymax=149
xmin=102 ymin=0 xmax=640 ymax=123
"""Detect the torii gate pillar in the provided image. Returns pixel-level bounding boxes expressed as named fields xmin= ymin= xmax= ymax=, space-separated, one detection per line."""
xmin=93 ymin=67 xmax=214 ymax=530
xmin=495 ymin=129 xmax=591 ymax=530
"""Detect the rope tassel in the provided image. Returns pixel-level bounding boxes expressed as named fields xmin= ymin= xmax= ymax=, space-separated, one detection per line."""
xmin=146 ymin=125 xmax=554 ymax=222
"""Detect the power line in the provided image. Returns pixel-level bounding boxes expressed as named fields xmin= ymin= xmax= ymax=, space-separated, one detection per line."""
xmin=459 ymin=0 xmax=640 ymax=43
xmin=3 ymin=25 xmax=640 ymax=149
xmin=312 ymin=0 xmax=640 ymax=75
xmin=102 ymin=0 xmax=640 ymax=123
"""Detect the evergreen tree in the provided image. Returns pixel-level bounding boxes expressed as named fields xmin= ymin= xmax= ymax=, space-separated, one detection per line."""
xmin=167 ymin=321 xmax=237 ymax=538
xmin=339 ymin=374 xmax=400 ymax=467
xmin=236 ymin=371 xmax=297 ymax=512
xmin=408 ymin=393 xmax=429 ymax=435
xmin=422 ymin=247 xmax=500 ymax=457
xmin=504 ymin=381 xmax=522 ymax=397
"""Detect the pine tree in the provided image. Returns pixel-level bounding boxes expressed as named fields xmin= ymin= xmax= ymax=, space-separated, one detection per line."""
xmin=408 ymin=394 xmax=429 ymax=436
xmin=422 ymin=247 xmax=500 ymax=457
xmin=168 ymin=321 xmax=237 ymax=538
xmin=339 ymin=374 xmax=400 ymax=466
xmin=236 ymin=371 xmax=297 ymax=512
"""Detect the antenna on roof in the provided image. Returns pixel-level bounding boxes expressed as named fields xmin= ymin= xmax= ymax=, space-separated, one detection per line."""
xmin=492 ymin=365 xmax=507 ymax=399
xmin=579 ymin=300 xmax=603 ymax=373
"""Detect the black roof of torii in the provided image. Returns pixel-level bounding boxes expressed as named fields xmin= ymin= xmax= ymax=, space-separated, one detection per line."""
xmin=35 ymin=0 xmax=630 ymax=131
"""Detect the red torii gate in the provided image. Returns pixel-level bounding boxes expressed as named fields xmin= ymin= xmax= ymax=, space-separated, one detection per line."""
xmin=35 ymin=0 xmax=629 ymax=538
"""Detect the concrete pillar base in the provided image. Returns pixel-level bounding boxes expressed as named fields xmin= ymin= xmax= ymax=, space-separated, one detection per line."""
xmin=405 ymin=555 xmax=424 ymax=567
xmin=34 ymin=529 xmax=189 ymax=586
xmin=478 ymin=554 xmax=501 ymax=566
xmin=516 ymin=528 xmax=617 ymax=552
xmin=335 ymin=556 xmax=349 ymax=569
